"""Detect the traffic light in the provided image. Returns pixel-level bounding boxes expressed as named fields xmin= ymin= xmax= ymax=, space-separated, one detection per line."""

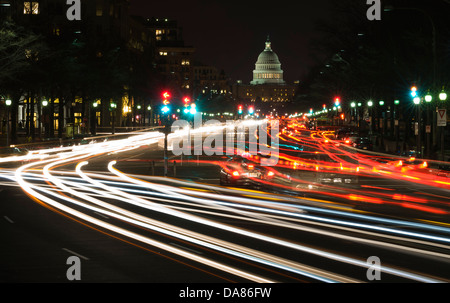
xmin=162 ymin=91 xmax=171 ymax=105
xmin=238 ymin=105 xmax=243 ymax=114
xmin=183 ymin=97 xmax=190 ymax=105
xmin=161 ymin=105 xmax=170 ymax=113
xmin=161 ymin=91 xmax=171 ymax=113
xmin=249 ymin=106 xmax=254 ymax=115
xmin=411 ymin=86 xmax=418 ymax=98
xmin=334 ymin=97 xmax=340 ymax=107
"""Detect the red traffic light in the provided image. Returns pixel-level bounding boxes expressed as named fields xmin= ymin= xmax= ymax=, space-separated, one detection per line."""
xmin=162 ymin=91 xmax=171 ymax=105
xmin=183 ymin=97 xmax=190 ymax=104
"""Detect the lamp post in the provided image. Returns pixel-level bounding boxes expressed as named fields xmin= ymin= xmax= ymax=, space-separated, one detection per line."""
xmin=425 ymin=92 xmax=433 ymax=158
xmin=136 ymin=105 xmax=141 ymax=127
xmin=91 ymin=101 xmax=98 ymax=136
xmin=413 ymin=96 xmax=422 ymax=158
xmin=110 ymin=102 xmax=117 ymax=135
xmin=5 ymin=99 xmax=12 ymax=147
xmin=439 ymin=89 xmax=447 ymax=160
xmin=379 ymin=100 xmax=385 ymax=139
xmin=368 ymin=101 xmax=373 ymax=135
xmin=42 ymin=99 xmax=48 ymax=139
xmin=147 ymin=105 xmax=153 ymax=126
xmin=394 ymin=100 xmax=400 ymax=153
xmin=350 ymin=102 xmax=356 ymax=125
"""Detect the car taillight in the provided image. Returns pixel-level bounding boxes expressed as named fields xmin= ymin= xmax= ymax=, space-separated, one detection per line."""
xmin=232 ymin=171 xmax=240 ymax=177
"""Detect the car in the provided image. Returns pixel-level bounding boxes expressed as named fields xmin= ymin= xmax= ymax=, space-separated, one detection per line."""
xmin=352 ymin=137 xmax=373 ymax=150
xmin=219 ymin=155 xmax=275 ymax=187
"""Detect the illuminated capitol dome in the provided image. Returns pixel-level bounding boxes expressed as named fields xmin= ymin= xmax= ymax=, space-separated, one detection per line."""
xmin=232 ymin=35 xmax=297 ymax=114
xmin=250 ymin=36 xmax=286 ymax=85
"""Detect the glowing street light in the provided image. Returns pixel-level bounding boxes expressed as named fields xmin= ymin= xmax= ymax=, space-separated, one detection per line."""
xmin=439 ymin=90 xmax=447 ymax=101
xmin=5 ymin=99 xmax=11 ymax=146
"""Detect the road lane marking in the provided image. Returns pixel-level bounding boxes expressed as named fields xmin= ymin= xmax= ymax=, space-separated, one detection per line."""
xmin=3 ymin=216 xmax=14 ymax=223
xmin=62 ymin=248 xmax=90 ymax=261
xmin=170 ymin=242 xmax=203 ymax=255
xmin=94 ymin=211 xmax=109 ymax=219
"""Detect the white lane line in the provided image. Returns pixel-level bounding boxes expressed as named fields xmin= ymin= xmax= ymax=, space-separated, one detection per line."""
xmin=62 ymin=248 xmax=90 ymax=261
xmin=94 ymin=211 xmax=109 ymax=219
xmin=170 ymin=242 xmax=203 ymax=255
xmin=3 ymin=216 xmax=14 ymax=223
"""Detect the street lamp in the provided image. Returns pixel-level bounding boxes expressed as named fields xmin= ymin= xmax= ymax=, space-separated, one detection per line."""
xmin=368 ymin=101 xmax=374 ymax=134
xmin=394 ymin=100 xmax=400 ymax=153
xmin=147 ymin=105 xmax=152 ymax=126
xmin=5 ymin=99 xmax=11 ymax=147
xmin=413 ymin=97 xmax=422 ymax=158
xmin=439 ymin=89 xmax=447 ymax=160
xmin=439 ymin=90 xmax=448 ymax=102
xmin=110 ymin=102 xmax=117 ymax=135
xmin=424 ymin=92 xmax=433 ymax=157
xmin=41 ymin=99 xmax=48 ymax=139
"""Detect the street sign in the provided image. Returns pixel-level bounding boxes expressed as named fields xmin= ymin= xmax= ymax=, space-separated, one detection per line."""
xmin=438 ymin=109 xmax=447 ymax=127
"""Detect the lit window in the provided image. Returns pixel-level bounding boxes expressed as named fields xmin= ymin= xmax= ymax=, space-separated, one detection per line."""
xmin=23 ymin=2 xmax=39 ymax=14
xmin=96 ymin=3 xmax=103 ymax=16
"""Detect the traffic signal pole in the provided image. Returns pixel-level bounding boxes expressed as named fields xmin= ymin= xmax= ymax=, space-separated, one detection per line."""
xmin=164 ymin=121 xmax=169 ymax=177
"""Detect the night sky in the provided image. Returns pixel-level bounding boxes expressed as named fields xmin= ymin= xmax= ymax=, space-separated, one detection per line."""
xmin=129 ymin=0 xmax=331 ymax=84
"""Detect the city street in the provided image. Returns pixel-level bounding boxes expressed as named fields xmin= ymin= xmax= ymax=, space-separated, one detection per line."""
xmin=1 ymin=121 xmax=450 ymax=285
